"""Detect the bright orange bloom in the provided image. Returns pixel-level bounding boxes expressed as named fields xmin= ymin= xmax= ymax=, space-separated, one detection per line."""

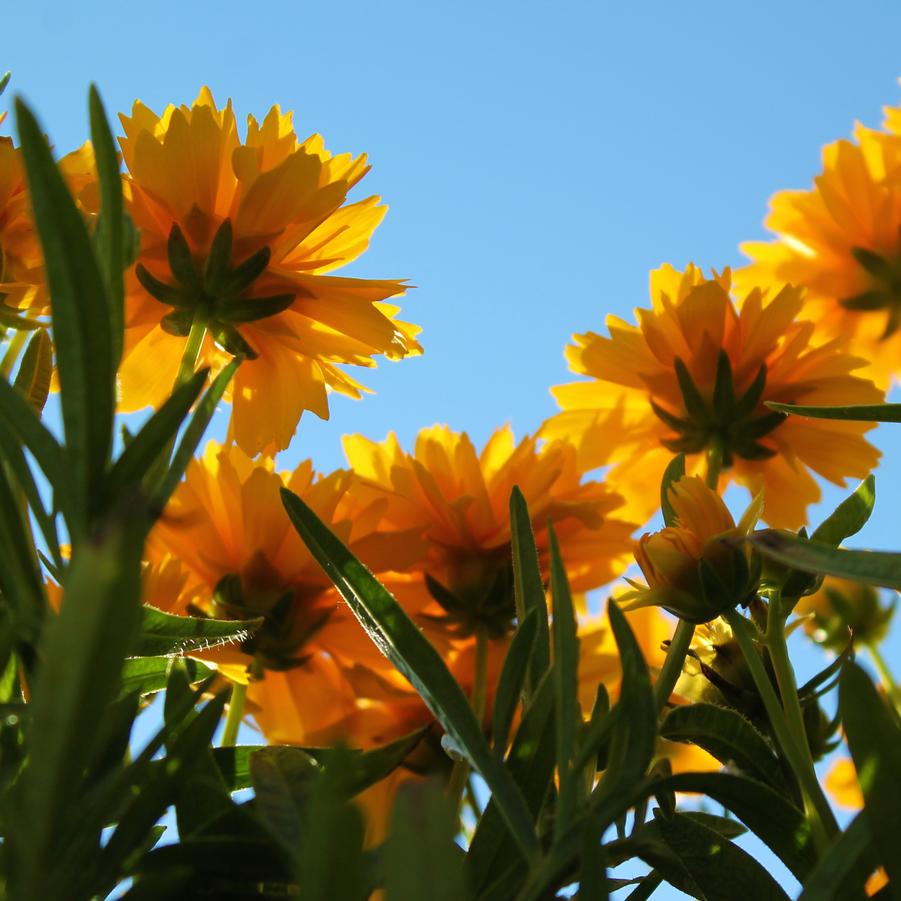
xmin=146 ymin=441 xmax=423 ymax=743
xmin=542 ymin=264 xmax=883 ymax=529
xmin=740 ymin=110 xmax=901 ymax=386
xmin=343 ymin=424 xmax=637 ymax=636
xmin=824 ymin=755 xmax=862 ymax=810
xmin=117 ymin=87 xmax=421 ymax=456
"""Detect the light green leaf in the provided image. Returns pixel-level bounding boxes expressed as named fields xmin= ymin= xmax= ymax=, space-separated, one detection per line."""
xmin=13 ymin=329 xmax=52 ymax=413
xmin=811 ymin=475 xmax=876 ymax=547
xmin=661 ymin=453 xmax=686 ymax=527
xmin=119 ymin=656 xmax=214 ymax=699
xmin=134 ymin=605 xmax=262 ymax=658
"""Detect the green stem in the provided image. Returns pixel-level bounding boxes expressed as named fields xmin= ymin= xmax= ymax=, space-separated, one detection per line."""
xmin=174 ymin=313 xmax=208 ymax=388
xmin=724 ymin=608 xmax=836 ymax=850
xmin=221 ymin=679 xmax=248 ymax=748
xmin=0 ymin=329 xmax=28 ymax=379
xmin=705 ymin=439 xmax=723 ymax=489
xmin=653 ymin=619 xmax=695 ymax=712
xmin=867 ymin=642 xmax=901 ymax=715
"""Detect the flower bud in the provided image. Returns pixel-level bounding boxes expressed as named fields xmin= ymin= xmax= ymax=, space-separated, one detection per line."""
xmin=796 ymin=577 xmax=895 ymax=651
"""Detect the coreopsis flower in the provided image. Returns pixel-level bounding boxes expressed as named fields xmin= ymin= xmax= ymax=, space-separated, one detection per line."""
xmin=796 ymin=577 xmax=895 ymax=651
xmin=117 ymin=88 xmax=421 ymax=456
xmin=824 ymin=756 xmax=862 ymax=810
xmin=342 ymin=424 xmax=637 ymax=638
xmin=621 ymin=476 xmax=762 ymax=624
xmin=542 ymin=264 xmax=883 ymax=528
xmin=740 ymin=118 xmax=901 ymax=386
xmin=146 ymin=441 xmax=424 ymax=742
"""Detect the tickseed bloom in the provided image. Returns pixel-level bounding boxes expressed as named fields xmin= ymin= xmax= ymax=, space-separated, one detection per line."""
xmin=343 ymin=424 xmax=637 ymax=638
xmin=542 ymin=264 xmax=883 ymax=529
xmin=621 ymin=476 xmax=762 ymax=624
xmin=145 ymin=441 xmax=424 ymax=743
xmin=740 ymin=114 xmax=901 ymax=386
xmin=117 ymin=88 xmax=421 ymax=456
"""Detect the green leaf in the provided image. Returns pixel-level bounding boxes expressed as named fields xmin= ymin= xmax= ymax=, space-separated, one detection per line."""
xmin=13 ymin=328 xmax=52 ymax=413
xmin=492 ymin=609 xmax=537 ymax=753
xmin=509 ymin=486 xmax=550 ymax=694
xmin=796 ymin=812 xmax=875 ymax=901
xmin=660 ymin=702 xmax=787 ymax=791
xmin=88 ymin=85 xmax=125 ymax=366
xmin=384 ymin=781 xmax=472 ymax=901
xmin=105 ymin=368 xmax=208 ymax=498
xmin=750 ymin=532 xmax=901 ymax=591
xmin=766 ymin=401 xmax=901 ymax=422
xmin=549 ymin=524 xmax=580 ymax=841
xmin=657 ymin=772 xmax=816 ymax=880
xmin=578 ymin=818 xmax=608 ymax=901
xmin=655 ymin=810 xmax=790 ymax=901
xmin=134 ymin=605 xmax=262 ymax=658
xmin=280 ymin=487 xmax=539 ymax=858
xmin=16 ymin=97 xmax=115 ymax=529
xmin=119 ymin=656 xmax=214 ymax=699
xmin=6 ymin=508 xmax=146 ymax=901
xmin=661 ymin=453 xmax=686 ymax=527
xmin=840 ymin=661 xmax=901 ymax=897
xmin=811 ymin=475 xmax=876 ymax=546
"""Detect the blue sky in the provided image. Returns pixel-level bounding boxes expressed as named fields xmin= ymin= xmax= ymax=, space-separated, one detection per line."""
xmin=5 ymin=2 xmax=901 ymax=896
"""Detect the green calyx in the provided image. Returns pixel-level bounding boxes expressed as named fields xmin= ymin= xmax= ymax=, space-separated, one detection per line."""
xmin=652 ymin=350 xmax=786 ymax=465
xmin=136 ymin=220 xmax=295 ymax=360
xmin=840 ymin=244 xmax=901 ymax=339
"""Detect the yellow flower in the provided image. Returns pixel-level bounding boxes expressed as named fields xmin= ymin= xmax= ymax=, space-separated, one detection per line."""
xmin=343 ymin=424 xmax=637 ymax=637
xmin=824 ymin=755 xmax=862 ymax=810
xmin=740 ymin=112 xmax=901 ymax=386
xmin=117 ymin=88 xmax=421 ymax=456
xmin=146 ymin=441 xmax=423 ymax=742
xmin=543 ymin=264 xmax=883 ymax=529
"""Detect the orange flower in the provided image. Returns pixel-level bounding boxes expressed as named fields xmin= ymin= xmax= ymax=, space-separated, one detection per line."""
xmin=740 ymin=112 xmax=901 ymax=387
xmin=146 ymin=441 xmax=423 ymax=742
xmin=117 ymin=88 xmax=421 ymax=456
xmin=542 ymin=264 xmax=883 ymax=529
xmin=824 ymin=755 xmax=862 ymax=810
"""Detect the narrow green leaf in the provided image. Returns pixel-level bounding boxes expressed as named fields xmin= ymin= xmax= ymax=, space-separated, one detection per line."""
xmin=660 ymin=453 xmax=686 ymax=527
xmin=660 ymin=702 xmax=787 ymax=791
xmin=811 ymin=475 xmax=876 ymax=546
xmin=385 ymin=781 xmax=472 ymax=901
xmin=766 ymin=401 xmax=901 ymax=422
xmin=88 ymin=85 xmax=125 ymax=365
xmin=119 ymin=656 xmax=214 ymax=699
xmin=134 ymin=605 xmax=262 ymax=657
xmin=492 ymin=609 xmax=537 ymax=753
xmin=840 ymin=662 xmax=901 ymax=897
xmin=796 ymin=812 xmax=875 ymax=901
xmin=13 ymin=328 xmax=52 ymax=413
xmin=16 ymin=98 xmax=115 ymax=528
xmin=578 ymin=818 xmax=608 ymax=901
xmin=280 ymin=487 xmax=539 ymax=858
xmin=750 ymin=532 xmax=901 ymax=591
xmin=509 ymin=486 xmax=550 ymax=693
xmin=549 ymin=524 xmax=580 ymax=841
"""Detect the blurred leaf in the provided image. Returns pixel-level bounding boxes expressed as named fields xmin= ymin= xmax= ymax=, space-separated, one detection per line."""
xmin=549 ymin=524 xmax=580 ymax=840
xmin=492 ymin=609 xmax=537 ymax=753
xmin=16 ymin=98 xmax=115 ymax=529
xmin=810 ymin=475 xmax=876 ymax=547
xmin=766 ymin=401 xmax=901 ymax=422
xmin=13 ymin=328 xmax=52 ymax=413
xmin=509 ymin=486 xmax=550 ymax=694
xmin=661 ymin=453 xmax=686 ymax=527
xmin=578 ymin=818 xmax=608 ymax=901
xmin=660 ymin=703 xmax=787 ymax=791
xmin=119 ymin=656 xmax=214 ymax=699
xmin=384 ymin=781 xmax=472 ymax=901
xmin=88 ymin=85 xmax=125 ymax=365
xmin=134 ymin=605 xmax=262 ymax=657
xmin=796 ymin=812 xmax=875 ymax=901
xmin=280 ymin=487 xmax=539 ymax=858
xmin=840 ymin=661 xmax=901 ymax=897
xmin=750 ymin=533 xmax=901 ymax=591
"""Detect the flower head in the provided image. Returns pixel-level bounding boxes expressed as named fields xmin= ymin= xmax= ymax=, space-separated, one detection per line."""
xmin=796 ymin=576 xmax=895 ymax=651
xmin=543 ymin=264 xmax=883 ymax=528
xmin=740 ymin=112 xmax=901 ymax=386
xmin=622 ymin=476 xmax=761 ymax=624
xmin=343 ymin=424 xmax=637 ymax=638
xmin=118 ymin=88 xmax=421 ymax=456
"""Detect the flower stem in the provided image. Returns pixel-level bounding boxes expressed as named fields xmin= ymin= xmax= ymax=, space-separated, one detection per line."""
xmin=867 ymin=641 xmax=901 ymax=715
xmin=221 ymin=679 xmax=248 ymax=748
xmin=653 ymin=619 xmax=695 ymax=712
xmin=0 ymin=329 xmax=28 ymax=379
xmin=724 ymin=608 xmax=836 ymax=850
xmin=705 ymin=439 xmax=724 ymax=490
xmin=174 ymin=313 xmax=208 ymax=388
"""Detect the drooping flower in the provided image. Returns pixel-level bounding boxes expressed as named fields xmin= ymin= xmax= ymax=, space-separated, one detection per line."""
xmin=621 ymin=476 xmax=762 ymax=624
xmin=117 ymin=88 xmax=421 ymax=456
xmin=342 ymin=424 xmax=637 ymax=638
xmin=145 ymin=441 xmax=424 ymax=743
xmin=542 ymin=264 xmax=883 ymax=528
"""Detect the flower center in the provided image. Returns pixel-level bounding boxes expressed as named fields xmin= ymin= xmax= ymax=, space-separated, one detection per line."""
xmin=840 ymin=246 xmax=901 ymax=339
xmin=651 ymin=351 xmax=786 ymax=466
xmin=136 ymin=220 xmax=295 ymax=359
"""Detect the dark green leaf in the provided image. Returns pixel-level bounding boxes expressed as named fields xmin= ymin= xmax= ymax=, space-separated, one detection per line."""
xmin=119 ymin=656 xmax=214 ymax=698
xmin=766 ymin=401 xmax=901 ymax=423
xmin=796 ymin=812 xmax=875 ymax=901
xmin=661 ymin=453 xmax=686 ymax=527
xmin=811 ymin=475 xmax=876 ymax=546
xmin=492 ymin=609 xmax=537 ymax=753
xmin=216 ymin=293 xmax=295 ymax=323
xmin=134 ymin=605 xmax=261 ymax=657
xmin=280 ymin=487 xmax=539 ymax=858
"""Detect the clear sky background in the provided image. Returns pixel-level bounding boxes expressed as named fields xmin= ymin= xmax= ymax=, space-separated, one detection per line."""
xmin=5 ymin=2 xmax=901 ymax=897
